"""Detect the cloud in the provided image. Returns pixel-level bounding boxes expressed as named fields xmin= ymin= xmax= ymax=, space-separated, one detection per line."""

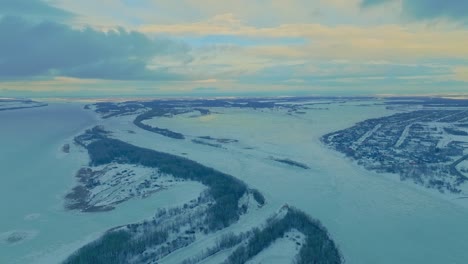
xmin=360 ymin=0 xmax=391 ymax=8
xmin=0 ymin=0 xmax=466 ymax=97
xmin=453 ymin=67 xmax=468 ymax=82
xmin=142 ymin=15 xmax=468 ymax=62
xmin=361 ymin=0 xmax=468 ymax=22
xmin=0 ymin=16 xmax=190 ymax=81
xmin=402 ymin=0 xmax=468 ymax=22
xmin=0 ymin=0 xmax=73 ymax=21
xmin=238 ymin=61 xmax=453 ymax=85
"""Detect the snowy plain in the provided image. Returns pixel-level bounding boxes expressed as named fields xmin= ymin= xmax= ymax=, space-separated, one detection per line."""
xmin=1 ymin=99 xmax=468 ymax=263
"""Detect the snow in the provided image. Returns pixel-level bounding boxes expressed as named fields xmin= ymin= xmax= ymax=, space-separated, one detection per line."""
xmin=0 ymin=102 xmax=28 ymax=109
xmin=82 ymin=163 xmax=180 ymax=208
xmin=423 ymin=122 xmax=468 ymax=149
xmin=394 ymin=124 xmax=411 ymax=148
xmin=158 ymin=201 xmax=280 ymax=264
xmin=246 ymin=229 xmax=305 ymax=264
xmin=0 ymin=230 xmax=39 ymax=245
xmin=0 ymin=100 xmax=45 ymax=110
xmin=238 ymin=192 xmax=264 ymax=213
xmin=352 ymin=123 xmax=382 ymax=149
xmin=456 ymin=160 xmax=468 ymax=179
xmin=198 ymin=247 xmax=238 ymax=264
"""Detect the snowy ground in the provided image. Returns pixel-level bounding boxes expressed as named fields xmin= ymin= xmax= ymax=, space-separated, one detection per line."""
xmin=66 ymin=163 xmax=183 ymax=210
xmin=0 ymin=230 xmax=38 ymax=245
xmin=246 ymin=229 xmax=305 ymax=264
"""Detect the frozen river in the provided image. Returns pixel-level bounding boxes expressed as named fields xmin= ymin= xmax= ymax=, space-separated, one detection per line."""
xmin=1 ymin=100 xmax=468 ymax=264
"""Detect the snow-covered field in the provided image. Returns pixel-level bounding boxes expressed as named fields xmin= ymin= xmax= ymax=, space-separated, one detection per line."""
xmin=246 ymin=229 xmax=305 ymax=264
xmin=67 ymin=163 xmax=184 ymax=210
xmin=1 ymin=99 xmax=468 ymax=264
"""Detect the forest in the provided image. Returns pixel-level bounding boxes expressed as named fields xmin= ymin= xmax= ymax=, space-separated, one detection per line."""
xmin=65 ymin=230 xmax=168 ymax=264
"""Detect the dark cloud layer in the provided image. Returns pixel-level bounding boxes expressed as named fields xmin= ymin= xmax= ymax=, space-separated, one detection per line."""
xmin=402 ymin=0 xmax=468 ymax=21
xmin=360 ymin=0 xmax=390 ymax=8
xmin=0 ymin=16 xmax=189 ymax=80
xmin=0 ymin=0 xmax=73 ymax=21
xmin=361 ymin=0 xmax=468 ymax=22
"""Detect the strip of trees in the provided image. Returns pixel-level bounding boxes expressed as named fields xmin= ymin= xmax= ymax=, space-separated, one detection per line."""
xmin=79 ymin=128 xmax=265 ymax=230
xmin=226 ymin=207 xmax=342 ymax=264
xmin=65 ymin=230 xmax=168 ymax=264
xmin=133 ymin=109 xmax=185 ymax=139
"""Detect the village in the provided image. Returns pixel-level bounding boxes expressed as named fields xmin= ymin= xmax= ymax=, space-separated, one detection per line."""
xmin=323 ymin=109 xmax=468 ymax=193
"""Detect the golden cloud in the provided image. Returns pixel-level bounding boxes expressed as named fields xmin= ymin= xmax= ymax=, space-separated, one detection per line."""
xmin=140 ymin=15 xmax=468 ymax=61
xmin=453 ymin=67 xmax=468 ymax=82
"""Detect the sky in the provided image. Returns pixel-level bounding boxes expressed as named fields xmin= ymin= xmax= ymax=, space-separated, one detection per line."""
xmin=0 ymin=0 xmax=467 ymax=97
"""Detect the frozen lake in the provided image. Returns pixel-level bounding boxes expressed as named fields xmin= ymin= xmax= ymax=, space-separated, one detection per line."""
xmin=1 ymin=100 xmax=468 ymax=263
